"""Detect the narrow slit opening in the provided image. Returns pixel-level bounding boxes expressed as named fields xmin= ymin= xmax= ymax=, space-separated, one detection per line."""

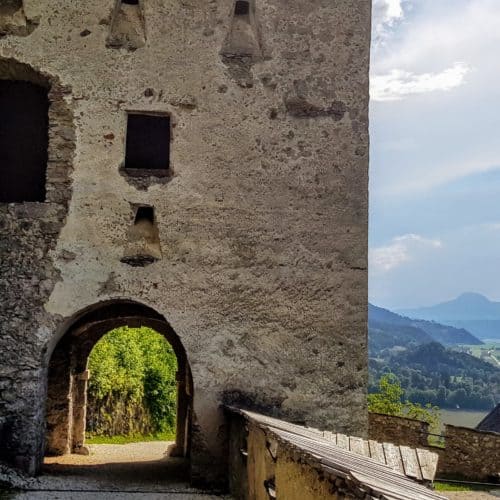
xmin=135 ymin=205 xmax=155 ymax=224
xmin=121 ymin=205 xmax=161 ymax=267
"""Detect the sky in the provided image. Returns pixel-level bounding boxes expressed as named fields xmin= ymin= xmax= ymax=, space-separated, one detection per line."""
xmin=369 ymin=0 xmax=500 ymax=309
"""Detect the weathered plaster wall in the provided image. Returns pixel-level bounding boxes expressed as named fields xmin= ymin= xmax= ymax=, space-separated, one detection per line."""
xmin=0 ymin=57 xmax=75 ymax=474
xmin=0 ymin=0 xmax=371 ymax=485
xmin=276 ymin=448 xmax=342 ymax=500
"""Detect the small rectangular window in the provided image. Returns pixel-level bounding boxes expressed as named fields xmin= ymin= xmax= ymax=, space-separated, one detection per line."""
xmin=235 ymin=1 xmax=250 ymax=16
xmin=124 ymin=113 xmax=171 ymax=176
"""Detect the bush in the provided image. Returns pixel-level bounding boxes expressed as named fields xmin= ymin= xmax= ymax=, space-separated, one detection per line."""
xmin=368 ymin=373 xmax=440 ymax=432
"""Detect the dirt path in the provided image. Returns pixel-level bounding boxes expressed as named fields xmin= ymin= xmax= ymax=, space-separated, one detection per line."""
xmin=9 ymin=442 xmax=230 ymax=499
xmin=444 ymin=491 xmax=500 ymax=499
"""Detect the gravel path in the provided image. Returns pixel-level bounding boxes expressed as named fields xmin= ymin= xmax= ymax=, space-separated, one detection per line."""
xmin=444 ymin=491 xmax=500 ymax=499
xmin=9 ymin=442 xmax=230 ymax=499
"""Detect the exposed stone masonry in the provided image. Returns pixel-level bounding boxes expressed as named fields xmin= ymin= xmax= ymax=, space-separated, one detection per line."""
xmin=369 ymin=412 xmax=500 ymax=481
xmin=369 ymin=412 xmax=428 ymax=448
xmin=0 ymin=59 xmax=75 ymax=474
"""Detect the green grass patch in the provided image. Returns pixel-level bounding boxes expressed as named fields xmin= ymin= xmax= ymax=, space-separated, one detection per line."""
xmin=86 ymin=431 xmax=175 ymax=445
xmin=434 ymin=481 xmax=492 ymax=492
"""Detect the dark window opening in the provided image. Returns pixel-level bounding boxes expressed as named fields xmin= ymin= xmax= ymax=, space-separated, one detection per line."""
xmin=234 ymin=0 xmax=250 ymax=16
xmin=0 ymin=0 xmax=22 ymax=16
xmin=121 ymin=0 xmax=139 ymax=5
xmin=0 ymin=80 xmax=49 ymax=203
xmin=124 ymin=113 xmax=171 ymax=176
xmin=135 ymin=205 xmax=154 ymax=224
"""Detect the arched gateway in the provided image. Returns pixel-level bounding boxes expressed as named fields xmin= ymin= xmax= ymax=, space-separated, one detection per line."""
xmin=45 ymin=300 xmax=193 ymax=460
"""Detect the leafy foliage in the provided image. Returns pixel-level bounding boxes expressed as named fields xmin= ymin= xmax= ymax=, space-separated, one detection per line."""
xmin=87 ymin=326 xmax=177 ymax=437
xmin=368 ymin=373 xmax=440 ymax=432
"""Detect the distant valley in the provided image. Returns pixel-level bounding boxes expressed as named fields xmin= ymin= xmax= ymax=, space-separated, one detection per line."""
xmin=368 ymin=300 xmax=500 ymax=411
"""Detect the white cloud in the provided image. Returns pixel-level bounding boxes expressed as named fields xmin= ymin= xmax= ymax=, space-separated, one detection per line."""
xmin=371 ymin=62 xmax=470 ymax=101
xmin=370 ymin=234 xmax=442 ymax=273
xmin=372 ymin=0 xmax=405 ymax=46
xmin=370 ymin=1 xmax=500 ymax=195
xmin=372 ymin=0 xmax=500 ymax=74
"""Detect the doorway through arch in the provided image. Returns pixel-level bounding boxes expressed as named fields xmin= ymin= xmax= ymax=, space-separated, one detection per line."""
xmin=45 ymin=300 xmax=193 ymax=461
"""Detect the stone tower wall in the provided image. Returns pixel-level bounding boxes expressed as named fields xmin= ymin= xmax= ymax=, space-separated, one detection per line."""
xmin=0 ymin=0 xmax=371 ymax=484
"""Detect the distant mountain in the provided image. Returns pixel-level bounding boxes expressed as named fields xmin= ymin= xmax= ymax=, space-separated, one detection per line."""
xmin=368 ymin=304 xmax=482 ymax=353
xmin=398 ymin=293 xmax=500 ymax=340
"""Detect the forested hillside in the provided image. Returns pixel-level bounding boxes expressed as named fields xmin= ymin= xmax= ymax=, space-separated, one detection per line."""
xmin=369 ymin=304 xmax=482 ymax=347
xmin=369 ymin=305 xmax=499 ymax=410
xmin=369 ymin=342 xmax=499 ymax=410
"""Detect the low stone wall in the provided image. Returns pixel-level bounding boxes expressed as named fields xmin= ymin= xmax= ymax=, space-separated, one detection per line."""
xmin=369 ymin=412 xmax=429 ymax=448
xmin=227 ymin=409 xmax=444 ymax=500
xmin=368 ymin=413 xmax=500 ymax=481
xmin=438 ymin=424 xmax=500 ymax=481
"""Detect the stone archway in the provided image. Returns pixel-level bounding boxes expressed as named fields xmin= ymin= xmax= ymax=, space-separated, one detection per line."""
xmin=45 ymin=300 xmax=193 ymax=461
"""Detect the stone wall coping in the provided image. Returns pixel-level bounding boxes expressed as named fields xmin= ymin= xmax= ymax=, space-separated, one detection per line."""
xmin=369 ymin=411 xmax=429 ymax=426
xmin=444 ymin=423 xmax=500 ymax=437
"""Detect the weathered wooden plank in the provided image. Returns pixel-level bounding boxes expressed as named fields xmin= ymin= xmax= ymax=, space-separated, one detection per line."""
xmin=349 ymin=436 xmax=369 ymax=457
xmin=399 ymin=445 xmax=422 ymax=481
xmin=368 ymin=439 xmax=386 ymax=465
xmin=322 ymin=431 xmax=337 ymax=445
xmin=360 ymin=438 xmax=371 ymax=458
xmin=416 ymin=448 xmax=439 ymax=481
xmin=230 ymin=406 xmax=446 ymax=498
xmin=351 ymin=471 xmax=445 ymax=500
xmin=268 ymin=427 xmax=447 ymax=499
xmin=382 ymin=442 xmax=405 ymax=474
xmin=336 ymin=433 xmax=349 ymax=450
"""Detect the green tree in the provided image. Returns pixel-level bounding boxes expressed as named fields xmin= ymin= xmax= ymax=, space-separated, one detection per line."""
xmin=87 ymin=326 xmax=178 ymax=438
xmin=368 ymin=373 xmax=440 ymax=432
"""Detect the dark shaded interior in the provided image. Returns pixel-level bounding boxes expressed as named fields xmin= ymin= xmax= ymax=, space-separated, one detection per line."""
xmin=122 ymin=0 xmax=139 ymax=4
xmin=125 ymin=113 xmax=170 ymax=172
xmin=235 ymin=1 xmax=250 ymax=16
xmin=0 ymin=0 xmax=22 ymax=16
xmin=135 ymin=205 xmax=155 ymax=224
xmin=0 ymin=80 xmax=49 ymax=203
